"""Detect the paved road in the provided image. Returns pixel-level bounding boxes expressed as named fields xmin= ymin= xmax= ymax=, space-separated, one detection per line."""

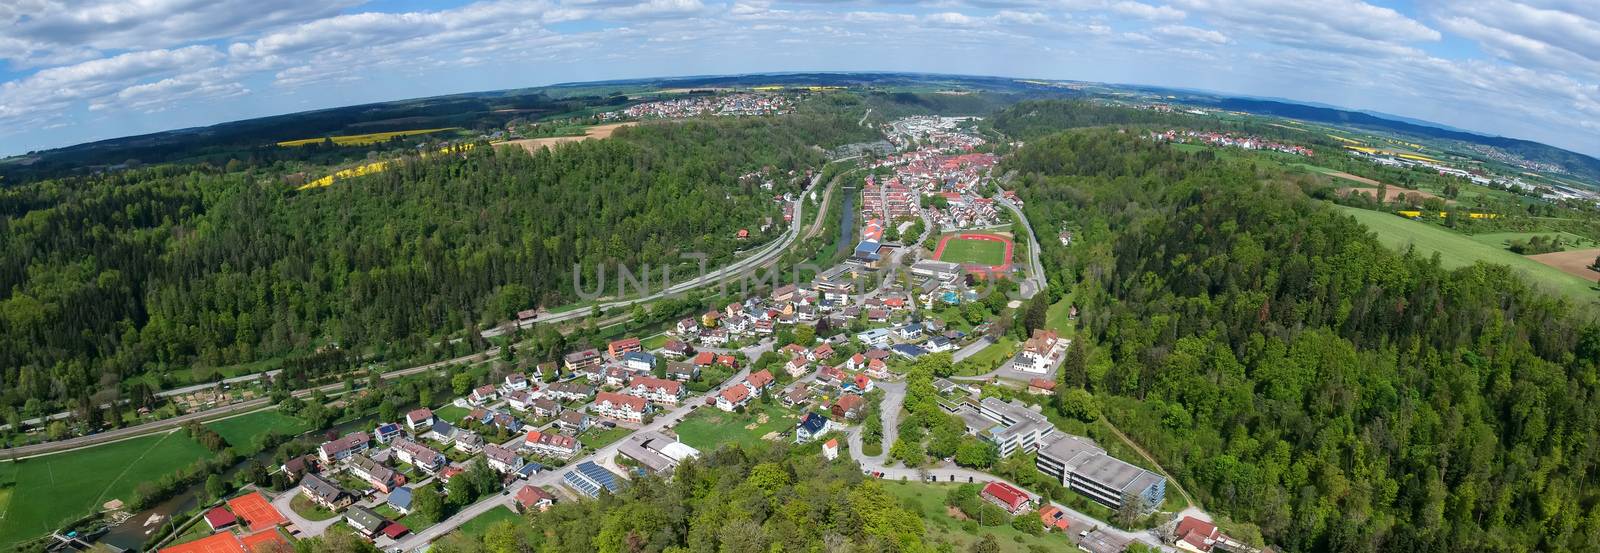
xmin=0 ymin=350 xmax=490 ymax=459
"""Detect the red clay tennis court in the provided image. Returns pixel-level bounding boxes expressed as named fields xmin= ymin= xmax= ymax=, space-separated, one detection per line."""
xmin=226 ymin=492 xmax=288 ymax=532
xmin=158 ymin=532 xmax=244 ymax=553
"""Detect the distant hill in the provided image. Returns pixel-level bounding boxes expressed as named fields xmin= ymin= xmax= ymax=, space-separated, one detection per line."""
xmin=1194 ymin=97 xmax=1600 ymax=184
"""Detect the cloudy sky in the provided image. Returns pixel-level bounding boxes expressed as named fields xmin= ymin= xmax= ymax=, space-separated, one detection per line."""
xmin=0 ymin=0 xmax=1596 ymax=157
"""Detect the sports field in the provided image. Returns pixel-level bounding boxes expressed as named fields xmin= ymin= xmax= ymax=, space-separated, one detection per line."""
xmin=1338 ymin=206 xmax=1598 ymax=304
xmin=933 ymin=233 xmax=1013 ymax=268
xmin=0 ymin=430 xmax=213 ymax=548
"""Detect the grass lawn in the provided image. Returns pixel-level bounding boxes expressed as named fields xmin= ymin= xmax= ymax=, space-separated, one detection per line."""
xmin=1467 ymin=231 xmax=1598 ymax=250
xmin=581 ymin=426 xmax=632 ymax=450
xmin=433 ymin=405 xmax=472 ymax=424
xmin=1043 ymin=294 xmax=1077 ymax=337
xmin=672 ymin=403 xmax=801 ymax=451
xmin=882 ymin=481 xmax=1074 ymax=553
xmin=937 ymin=236 xmax=1009 ymax=266
xmin=290 ymin=494 xmax=339 ymax=521
xmin=958 ymin=338 xmax=1015 ymax=375
xmin=206 ymin=409 xmax=311 ymax=454
xmin=1338 ymin=206 xmax=1599 ymax=304
xmin=0 ymin=430 xmax=213 ymax=549
xmin=456 ymin=505 xmax=521 ymax=537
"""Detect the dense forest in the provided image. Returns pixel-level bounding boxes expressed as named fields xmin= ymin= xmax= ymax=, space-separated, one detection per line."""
xmin=997 ymin=123 xmax=1600 ymax=552
xmin=0 ymin=114 xmax=874 ymax=423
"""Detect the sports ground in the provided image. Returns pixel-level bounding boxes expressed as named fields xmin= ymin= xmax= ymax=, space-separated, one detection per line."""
xmin=933 ymin=232 xmax=1014 ymax=273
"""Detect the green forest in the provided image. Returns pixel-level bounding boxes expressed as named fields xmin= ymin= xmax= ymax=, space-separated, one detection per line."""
xmin=0 ymin=114 xmax=873 ymax=425
xmin=998 ymin=121 xmax=1600 ymax=552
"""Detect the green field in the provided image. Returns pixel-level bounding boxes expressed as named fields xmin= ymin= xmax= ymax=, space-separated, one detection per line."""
xmin=0 ymin=430 xmax=213 ymax=548
xmin=456 ymin=505 xmax=522 ymax=537
xmin=936 ymin=236 xmax=1009 ymax=266
xmin=1466 ymin=231 xmax=1598 ymax=250
xmin=1338 ymin=206 xmax=1598 ymax=303
xmin=882 ymin=481 xmax=1073 ymax=552
xmin=672 ymin=403 xmax=801 ymax=451
xmin=206 ymin=409 xmax=311 ymax=454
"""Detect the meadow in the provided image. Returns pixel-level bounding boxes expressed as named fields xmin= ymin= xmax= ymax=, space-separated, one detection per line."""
xmin=276 ymin=128 xmax=459 ymax=147
xmin=0 ymin=431 xmax=213 ymax=549
xmin=1337 ymin=206 xmax=1599 ymax=304
xmin=205 ymin=409 xmax=311 ymax=454
xmin=671 ymin=403 xmax=799 ymax=451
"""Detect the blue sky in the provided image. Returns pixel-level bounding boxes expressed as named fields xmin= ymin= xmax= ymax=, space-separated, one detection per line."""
xmin=0 ymin=0 xmax=1596 ymax=157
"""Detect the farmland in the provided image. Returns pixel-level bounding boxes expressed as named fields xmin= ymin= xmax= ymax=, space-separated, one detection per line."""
xmin=1337 ymin=206 xmax=1599 ymax=303
xmin=0 ymin=431 xmax=213 ymax=549
xmin=276 ymin=128 xmax=460 ymax=147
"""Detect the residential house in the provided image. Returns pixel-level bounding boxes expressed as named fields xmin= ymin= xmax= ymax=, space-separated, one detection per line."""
xmin=386 ymin=487 xmax=414 ymax=515
xmin=665 ymin=361 xmax=699 ymax=382
xmin=857 ymin=329 xmax=891 ymax=348
xmin=484 ymin=444 xmax=526 ymax=474
xmin=545 ymin=381 xmax=595 ymax=402
xmin=555 ymin=411 xmax=592 ymax=434
xmin=392 ymin=438 xmax=446 ymax=474
xmin=784 ymin=357 xmax=810 ymax=378
xmin=745 ymin=369 xmax=775 ymax=393
xmin=405 ymin=408 xmax=434 ymax=431
xmin=564 ymin=348 xmax=602 ymax=372
xmin=831 ymin=394 xmax=866 ymax=420
xmin=981 ymin=481 xmax=1033 ymax=515
xmin=661 ymin=340 xmax=693 ymax=359
xmin=591 ymin=392 xmax=650 ymax=423
xmin=608 ymin=337 xmax=643 ymax=358
xmin=506 ymin=390 xmax=534 ymax=411
xmin=349 ymin=455 xmax=403 ymax=494
xmin=621 ymin=351 xmax=656 ymax=373
xmin=318 ymin=432 xmax=369 ymax=465
xmin=453 ymin=431 xmax=484 ymax=454
xmin=344 ymin=505 xmax=385 ymax=538
xmin=373 ymin=422 xmax=402 ymax=444
xmin=531 ymin=398 xmax=563 ymax=418
xmin=795 ymin=413 xmax=832 ymax=444
xmin=299 ymin=474 xmax=352 ymax=511
xmin=515 ymin=486 xmax=556 ymax=513
xmin=470 ymin=385 xmax=499 ymax=406
xmin=716 ymin=385 xmax=752 ymax=412
xmin=624 ymin=375 xmax=685 ymax=406
xmin=523 ymin=430 xmax=581 ymax=459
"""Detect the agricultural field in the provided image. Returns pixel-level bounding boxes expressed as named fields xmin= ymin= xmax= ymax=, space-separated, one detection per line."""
xmin=205 ymin=410 xmax=310 ymax=454
xmin=1337 ymin=206 xmax=1599 ymax=304
xmin=0 ymin=430 xmax=213 ymax=548
xmin=276 ymin=128 xmax=459 ymax=147
xmin=671 ymin=402 xmax=801 ymax=451
xmin=934 ymin=233 xmax=1012 ymax=267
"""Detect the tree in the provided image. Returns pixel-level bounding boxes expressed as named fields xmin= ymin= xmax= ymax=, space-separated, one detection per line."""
xmin=972 ymin=534 xmax=1001 ymax=553
xmin=412 ymin=484 xmax=444 ymax=524
xmin=452 ymin=373 xmax=474 ymax=396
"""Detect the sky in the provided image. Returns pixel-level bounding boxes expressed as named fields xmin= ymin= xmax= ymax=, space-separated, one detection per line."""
xmin=0 ymin=0 xmax=1596 ymax=157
